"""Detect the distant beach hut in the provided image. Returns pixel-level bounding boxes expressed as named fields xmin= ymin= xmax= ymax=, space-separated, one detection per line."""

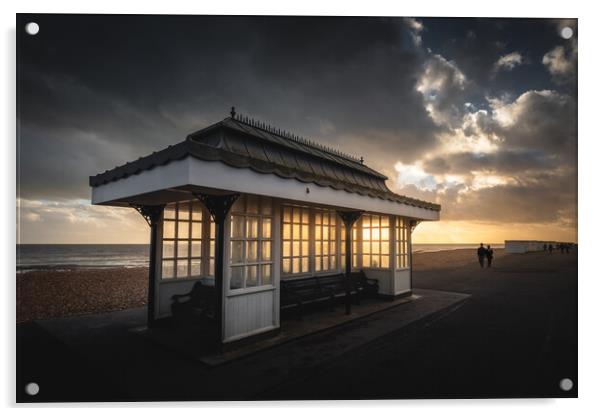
xmin=505 ymin=240 xmax=557 ymax=253
xmin=89 ymin=110 xmax=440 ymax=347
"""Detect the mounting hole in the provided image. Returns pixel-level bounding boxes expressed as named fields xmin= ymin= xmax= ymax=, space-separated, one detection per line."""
xmin=25 ymin=382 xmax=39 ymax=396
xmin=559 ymin=378 xmax=573 ymax=391
xmin=560 ymin=26 xmax=573 ymax=40
xmin=25 ymin=22 xmax=40 ymax=36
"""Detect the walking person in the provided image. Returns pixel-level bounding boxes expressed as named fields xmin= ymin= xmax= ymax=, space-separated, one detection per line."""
xmin=477 ymin=243 xmax=486 ymax=268
xmin=486 ymin=245 xmax=493 ymax=268
xmin=548 ymin=244 xmax=553 ymax=254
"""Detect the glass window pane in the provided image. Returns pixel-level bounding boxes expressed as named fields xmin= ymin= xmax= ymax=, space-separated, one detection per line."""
xmin=330 ymin=241 xmax=336 ymax=254
xmin=292 ymin=258 xmax=300 ymax=274
xmin=162 ymin=240 xmax=175 ymax=258
xmin=316 ymin=214 xmax=322 ymax=225
xmin=191 ymin=202 xmax=202 ymax=221
xmin=261 ymin=264 xmax=271 ymax=285
xmin=302 ymin=241 xmax=309 ymax=256
xmin=382 ymin=242 xmax=390 ymax=255
xmin=371 ymin=215 xmax=379 ymax=227
xmin=363 ymin=216 xmax=371 ymax=227
xmin=177 ymin=241 xmax=189 ymax=258
xmin=381 ymin=216 xmax=389 ymax=227
xmin=209 ymin=258 xmax=215 ymax=275
xmin=316 ymin=259 xmax=322 ymax=272
xmin=210 ymin=240 xmax=215 ymax=257
xmin=283 ymin=241 xmax=291 ymax=257
xmin=302 ymin=209 xmax=309 ymax=224
xmin=371 ymin=228 xmax=380 ymax=240
xmin=381 ymin=255 xmax=389 ymax=268
xmin=322 ymin=256 xmax=328 ymax=270
xmin=247 ymin=217 xmax=259 ymax=238
xmin=190 ymin=259 xmax=201 ymax=277
xmin=247 ymin=241 xmax=258 ymax=261
xmin=292 ymin=207 xmax=300 ymax=223
xmin=230 ymin=267 xmax=244 ymax=289
xmin=231 ymin=215 xmax=245 ymax=238
xmin=262 ymin=218 xmax=272 ymax=239
xmin=314 ymin=225 xmax=321 ymax=240
xmin=381 ymin=227 xmax=389 ymax=241
xmin=362 ymin=228 xmax=370 ymax=240
xmin=323 ymin=226 xmax=329 ymax=240
xmin=162 ymin=260 xmax=174 ymax=279
xmin=282 ymin=258 xmax=291 ymax=274
xmin=292 ymin=224 xmax=300 ymax=240
xmin=231 ymin=241 xmax=244 ymax=263
xmin=302 ymin=224 xmax=309 ymax=240
xmin=178 ymin=202 xmax=190 ymax=220
xmin=191 ymin=222 xmax=202 ymax=239
xmin=164 ymin=205 xmax=176 ymax=220
xmin=323 ymin=242 xmax=329 ymax=255
xmin=371 ymin=256 xmax=380 ymax=268
xmin=163 ymin=220 xmax=175 ymax=238
xmin=302 ymin=257 xmax=309 ymax=273
xmin=246 ymin=265 xmax=258 ymax=287
xmin=178 ymin=221 xmax=189 ymax=239
xmin=362 ymin=255 xmax=370 ymax=267
xmin=316 ymin=242 xmax=322 ymax=255
xmin=362 ymin=242 xmax=370 ymax=254
xmin=176 ymin=259 xmax=189 ymax=278
xmin=283 ymin=223 xmax=291 ymax=240
xmin=191 ymin=241 xmax=201 ymax=257
xmin=292 ymin=241 xmax=300 ymax=256
xmin=283 ymin=207 xmax=291 ymax=222
xmin=371 ymin=242 xmax=380 ymax=255
xmin=262 ymin=241 xmax=271 ymax=261
xmin=210 ymin=221 xmax=215 ymax=239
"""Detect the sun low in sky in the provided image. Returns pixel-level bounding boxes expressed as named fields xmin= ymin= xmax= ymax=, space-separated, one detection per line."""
xmin=17 ymin=16 xmax=577 ymax=244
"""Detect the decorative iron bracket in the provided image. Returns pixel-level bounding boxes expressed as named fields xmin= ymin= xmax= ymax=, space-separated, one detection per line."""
xmin=337 ymin=210 xmax=364 ymax=227
xmin=409 ymin=219 xmax=421 ymax=232
xmin=131 ymin=204 xmax=165 ymax=227
xmin=193 ymin=193 xmax=240 ymax=223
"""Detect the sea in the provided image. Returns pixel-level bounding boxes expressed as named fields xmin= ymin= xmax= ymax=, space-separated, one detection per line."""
xmin=16 ymin=243 xmax=505 ymax=272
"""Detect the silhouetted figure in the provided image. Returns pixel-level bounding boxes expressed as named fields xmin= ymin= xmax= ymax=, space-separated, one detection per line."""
xmin=477 ymin=243 xmax=486 ymax=268
xmin=486 ymin=245 xmax=493 ymax=268
xmin=543 ymin=243 xmax=547 ymax=252
xmin=548 ymin=244 xmax=553 ymax=254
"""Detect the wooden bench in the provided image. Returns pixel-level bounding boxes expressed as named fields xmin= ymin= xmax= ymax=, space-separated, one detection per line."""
xmin=280 ymin=271 xmax=379 ymax=318
xmin=171 ymin=281 xmax=216 ymax=327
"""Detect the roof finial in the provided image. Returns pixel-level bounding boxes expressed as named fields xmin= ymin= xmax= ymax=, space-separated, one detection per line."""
xmin=360 ymin=156 xmax=364 ymax=164
xmin=230 ymin=106 xmax=236 ymax=118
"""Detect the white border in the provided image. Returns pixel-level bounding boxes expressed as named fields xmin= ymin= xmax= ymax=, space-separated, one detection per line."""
xmin=3 ymin=1 xmax=600 ymax=414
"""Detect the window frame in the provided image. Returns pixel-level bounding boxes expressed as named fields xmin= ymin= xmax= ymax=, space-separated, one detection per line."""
xmin=395 ymin=216 xmax=410 ymax=270
xmin=228 ymin=195 xmax=274 ymax=292
xmin=160 ymin=200 xmax=210 ymax=281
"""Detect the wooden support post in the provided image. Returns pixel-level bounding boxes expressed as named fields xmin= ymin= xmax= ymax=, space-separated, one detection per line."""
xmin=336 ymin=210 xmax=364 ymax=315
xmin=194 ymin=193 xmax=239 ymax=350
xmin=132 ymin=204 xmax=165 ymax=328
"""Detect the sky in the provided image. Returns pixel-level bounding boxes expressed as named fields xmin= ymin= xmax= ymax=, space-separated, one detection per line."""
xmin=16 ymin=15 xmax=577 ymax=244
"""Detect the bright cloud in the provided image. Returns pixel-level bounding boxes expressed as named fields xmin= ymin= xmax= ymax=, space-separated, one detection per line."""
xmin=493 ymin=51 xmax=524 ymax=72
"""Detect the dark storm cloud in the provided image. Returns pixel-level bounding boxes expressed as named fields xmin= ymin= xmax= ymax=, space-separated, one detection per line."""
xmin=18 ymin=14 xmax=445 ymax=199
xmin=423 ymin=150 xmax=559 ymax=176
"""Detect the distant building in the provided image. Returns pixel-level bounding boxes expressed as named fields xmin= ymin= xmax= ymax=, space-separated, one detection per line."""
xmin=89 ymin=110 xmax=441 ymax=347
xmin=505 ymin=240 xmax=554 ymax=253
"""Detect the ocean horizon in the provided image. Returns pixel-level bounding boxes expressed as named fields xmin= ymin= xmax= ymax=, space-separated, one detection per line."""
xmin=16 ymin=243 xmax=506 ymax=271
